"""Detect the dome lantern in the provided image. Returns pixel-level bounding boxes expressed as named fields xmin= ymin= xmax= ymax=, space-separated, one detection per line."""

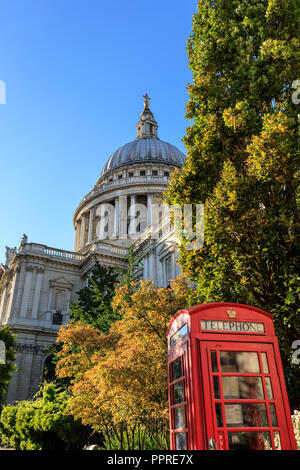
xmin=136 ymin=93 xmax=158 ymax=140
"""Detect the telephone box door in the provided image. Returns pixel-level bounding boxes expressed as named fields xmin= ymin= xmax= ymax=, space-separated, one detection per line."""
xmin=200 ymin=341 xmax=292 ymax=450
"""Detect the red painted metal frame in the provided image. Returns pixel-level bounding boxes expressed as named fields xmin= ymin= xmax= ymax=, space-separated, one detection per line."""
xmin=167 ymin=302 xmax=297 ymax=450
xmin=201 ymin=341 xmax=289 ymax=450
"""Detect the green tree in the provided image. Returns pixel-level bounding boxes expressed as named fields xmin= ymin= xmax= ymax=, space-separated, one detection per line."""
xmin=70 ymin=262 xmax=120 ymax=333
xmin=70 ymin=246 xmax=148 ymax=332
xmin=54 ymin=250 xmax=148 ymax=390
xmin=115 ymin=244 xmax=150 ymax=299
xmin=165 ymin=0 xmax=300 ymax=406
xmin=0 ymin=326 xmax=16 ymax=408
xmin=0 ymin=383 xmax=90 ymax=450
xmin=55 ymin=277 xmax=196 ymax=450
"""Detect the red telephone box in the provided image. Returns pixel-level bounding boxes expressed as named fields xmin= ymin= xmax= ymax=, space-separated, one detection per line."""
xmin=167 ymin=303 xmax=297 ymax=450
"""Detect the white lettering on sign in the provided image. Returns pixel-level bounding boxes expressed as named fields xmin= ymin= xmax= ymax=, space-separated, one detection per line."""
xmin=200 ymin=320 xmax=265 ymax=334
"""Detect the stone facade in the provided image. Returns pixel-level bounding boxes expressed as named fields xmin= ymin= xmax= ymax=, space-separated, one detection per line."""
xmin=0 ymin=98 xmax=185 ymax=403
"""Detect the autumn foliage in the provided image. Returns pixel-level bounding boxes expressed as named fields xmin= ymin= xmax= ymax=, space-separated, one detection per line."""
xmin=55 ymin=277 xmax=196 ymax=449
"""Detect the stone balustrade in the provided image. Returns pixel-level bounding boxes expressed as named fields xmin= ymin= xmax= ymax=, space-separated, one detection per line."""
xmin=19 ymin=243 xmax=85 ymax=261
xmin=79 ymin=174 xmax=170 ymax=208
xmin=133 ymin=220 xmax=174 ymax=252
xmin=19 ymin=241 xmax=129 ymax=262
xmin=132 ymin=224 xmax=153 ymax=248
xmin=43 ymin=247 xmax=84 ymax=260
xmin=90 ymin=241 xmax=128 ymax=257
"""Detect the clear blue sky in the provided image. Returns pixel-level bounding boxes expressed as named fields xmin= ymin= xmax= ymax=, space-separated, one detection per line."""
xmin=0 ymin=0 xmax=197 ymax=260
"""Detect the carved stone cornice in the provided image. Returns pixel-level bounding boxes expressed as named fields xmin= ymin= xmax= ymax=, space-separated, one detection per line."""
xmin=15 ymin=343 xmax=50 ymax=355
xmin=25 ymin=265 xmax=35 ymax=272
xmin=36 ymin=267 xmax=45 ymax=274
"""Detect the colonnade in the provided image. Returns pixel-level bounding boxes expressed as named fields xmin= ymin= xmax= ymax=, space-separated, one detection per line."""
xmin=74 ymin=193 xmax=156 ymax=251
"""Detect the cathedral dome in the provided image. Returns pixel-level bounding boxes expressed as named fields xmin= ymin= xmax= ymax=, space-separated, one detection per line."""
xmin=100 ymin=94 xmax=185 ymax=178
xmin=73 ymin=95 xmax=186 ymax=251
xmin=100 ymin=138 xmax=185 ymax=177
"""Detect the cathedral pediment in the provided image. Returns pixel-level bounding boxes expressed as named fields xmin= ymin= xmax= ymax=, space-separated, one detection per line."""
xmin=49 ymin=276 xmax=73 ymax=290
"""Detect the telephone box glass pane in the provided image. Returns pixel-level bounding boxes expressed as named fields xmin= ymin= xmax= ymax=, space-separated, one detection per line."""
xmin=213 ymin=376 xmax=220 ymax=398
xmin=261 ymin=353 xmax=269 ymax=373
xmin=211 ymin=351 xmax=218 ymax=372
xmin=172 ymin=358 xmax=183 ymax=381
xmin=269 ymin=404 xmax=278 ymax=427
xmin=273 ymin=431 xmax=281 ymax=450
xmin=215 ymin=403 xmax=223 ymax=427
xmin=264 ymin=377 xmax=273 ymax=399
xmin=224 ymin=403 xmax=268 ymax=427
xmin=174 ymin=382 xmax=184 ymax=404
xmin=220 ymin=351 xmax=260 ymax=373
xmin=170 ymin=324 xmax=187 ymax=346
xmin=228 ymin=431 xmax=272 ymax=450
xmin=174 ymin=406 xmax=185 ymax=429
xmin=175 ymin=432 xmax=186 ymax=450
xmin=222 ymin=376 xmax=264 ymax=399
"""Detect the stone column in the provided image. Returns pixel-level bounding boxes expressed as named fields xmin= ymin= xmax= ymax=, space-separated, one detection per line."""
xmin=4 ymin=269 xmax=19 ymax=323
xmin=0 ymin=283 xmax=8 ymax=321
xmin=147 ymin=242 xmax=157 ymax=285
xmin=64 ymin=290 xmax=72 ymax=323
xmin=99 ymin=204 xmax=106 ymax=240
xmin=20 ymin=266 xmax=34 ymax=318
xmin=147 ymin=194 xmax=152 ymax=227
xmin=162 ymin=261 xmax=166 ymax=290
xmin=88 ymin=208 xmax=95 ymax=243
xmin=3 ymin=290 xmax=12 ymax=323
xmin=46 ymin=287 xmax=53 ymax=321
xmin=15 ymin=345 xmax=34 ymax=401
xmin=129 ymin=195 xmax=136 ymax=235
xmin=2 ymin=289 xmax=10 ymax=324
xmin=148 ymin=251 xmax=154 ymax=281
xmin=31 ymin=268 xmax=44 ymax=319
xmin=151 ymin=244 xmax=157 ymax=286
xmin=119 ymin=195 xmax=128 ymax=238
xmin=171 ymin=249 xmax=176 ymax=280
xmin=143 ymin=254 xmax=149 ymax=280
xmin=113 ymin=197 xmax=119 ymax=238
xmin=80 ymin=214 xmax=86 ymax=249
xmin=74 ymin=221 xmax=80 ymax=251
xmin=6 ymin=266 xmax=21 ymax=323
xmin=157 ymin=255 xmax=163 ymax=287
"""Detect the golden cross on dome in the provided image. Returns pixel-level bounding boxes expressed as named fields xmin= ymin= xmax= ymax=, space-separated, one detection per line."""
xmin=143 ymin=93 xmax=151 ymax=108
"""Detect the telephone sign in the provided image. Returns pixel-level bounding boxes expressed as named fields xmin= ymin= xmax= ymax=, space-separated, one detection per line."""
xmin=167 ymin=303 xmax=297 ymax=450
xmin=200 ymin=320 xmax=265 ymax=333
